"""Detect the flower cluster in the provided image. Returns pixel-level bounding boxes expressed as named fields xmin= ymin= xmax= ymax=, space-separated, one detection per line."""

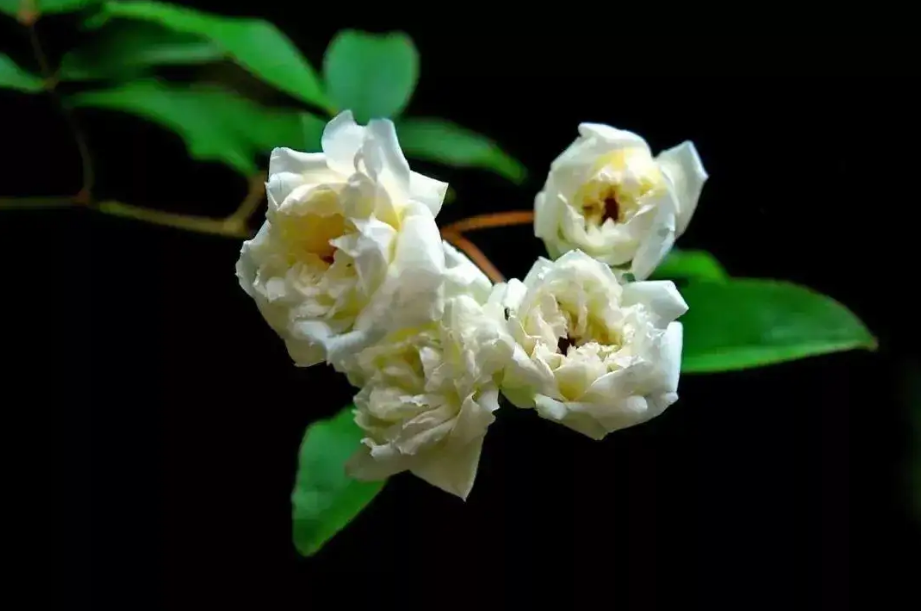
xmin=238 ymin=111 xmax=707 ymax=499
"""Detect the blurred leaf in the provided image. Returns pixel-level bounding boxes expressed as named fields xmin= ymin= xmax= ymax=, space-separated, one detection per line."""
xmin=39 ymin=0 xmax=99 ymax=12
xmin=396 ymin=117 xmax=526 ymax=184
xmin=70 ymin=80 xmax=323 ymax=174
xmin=0 ymin=0 xmax=99 ymax=16
xmin=60 ymin=21 xmax=223 ymax=80
xmin=322 ymin=30 xmax=418 ymax=123
xmin=90 ymin=2 xmax=331 ymax=111
xmin=680 ymin=279 xmax=876 ymax=373
xmin=292 ymin=407 xmax=384 ymax=556
xmin=0 ymin=53 xmax=43 ymax=93
xmin=651 ymin=248 xmax=728 ymax=282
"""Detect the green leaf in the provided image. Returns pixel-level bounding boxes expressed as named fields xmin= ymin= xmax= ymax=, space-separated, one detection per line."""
xmin=396 ymin=118 xmax=527 ymax=184
xmin=679 ymin=279 xmax=877 ymax=373
xmin=323 ymin=30 xmax=418 ymax=123
xmin=70 ymin=80 xmax=323 ymax=174
xmin=91 ymin=2 xmax=331 ymax=111
xmin=60 ymin=21 xmax=223 ymax=80
xmin=1 ymin=0 xmax=99 ymax=16
xmin=40 ymin=0 xmax=98 ymax=12
xmin=292 ymin=407 xmax=384 ymax=556
xmin=651 ymin=248 xmax=728 ymax=282
xmin=0 ymin=53 xmax=43 ymax=93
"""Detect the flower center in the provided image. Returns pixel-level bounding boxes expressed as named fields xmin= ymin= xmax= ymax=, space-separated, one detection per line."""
xmin=577 ymin=182 xmax=629 ymax=227
xmin=279 ymin=212 xmax=346 ymax=264
xmin=557 ymin=335 xmax=574 ymax=354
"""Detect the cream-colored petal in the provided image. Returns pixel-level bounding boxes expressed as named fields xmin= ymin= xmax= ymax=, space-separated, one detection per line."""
xmin=629 ymin=193 xmax=678 ymax=280
xmin=346 ymin=442 xmax=414 ymax=481
xmin=534 ymin=395 xmax=608 ymax=440
xmin=363 ymin=119 xmax=411 ymax=204
xmin=656 ymin=141 xmax=708 ymax=236
xmin=578 ymin=123 xmax=650 ymax=150
xmin=443 ymin=241 xmax=492 ymax=302
xmin=355 ymin=204 xmax=445 ymax=334
xmin=410 ymin=436 xmax=485 ymax=500
xmin=322 ymin=110 xmax=365 ymax=176
xmin=409 ymin=171 xmax=447 ymax=217
xmin=655 ymin=322 xmax=683 ymax=393
xmin=621 ymin=280 xmax=689 ymax=326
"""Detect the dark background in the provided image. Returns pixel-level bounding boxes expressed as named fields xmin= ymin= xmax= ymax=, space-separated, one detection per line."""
xmin=3 ymin=4 xmax=919 ymax=609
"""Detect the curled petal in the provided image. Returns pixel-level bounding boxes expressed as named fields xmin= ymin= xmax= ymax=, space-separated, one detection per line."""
xmin=629 ymin=192 xmax=678 ymax=280
xmin=363 ymin=119 xmax=412 ymax=202
xmin=621 ymin=280 xmax=689 ymax=326
xmin=656 ymin=141 xmax=708 ymax=236
xmin=322 ymin=110 xmax=366 ymax=176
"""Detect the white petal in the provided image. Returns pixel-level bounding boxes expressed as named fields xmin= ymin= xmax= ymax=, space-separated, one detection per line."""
xmin=656 ymin=322 xmax=683 ymax=393
xmin=355 ymin=204 xmax=445 ymax=333
xmin=493 ymin=278 xmax=528 ymax=312
xmin=656 ymin=141 xmax=708 ymax=236
xmin=410 ymin=436 xmax=484 ymax=500
xmin=577 ymin=123 xmax=649 ymax=150
xmin=347 ymin=443 xmax=413 ymax=481
xmin=364 ymin=119 xmax=411 ymax=202
xmin=283 ymin=336 xmax=326 ymax=367
xmin=268 ymin=146 xmax=329 ymax=177
xmin=410 ymin=171 xmax=448 ymax=217
xmin=451 ymin=389 xmax=499 ymax=446
xmin=443 ymin=241 xmax=492 ymax=302
xmin=500 ymin=344 xmax=551 ymax=408
xmin=534 ymin=395 xmax=608 ymax=440
xmin=629 ymin=193 xmax=678 ymax=280
xmin=322 ymin=110 xmax=365 ymax=176
xmin=621 ymin=280 xmax=689 ymax=326
xmin=533 ymin=191 xmax=562 ymax=243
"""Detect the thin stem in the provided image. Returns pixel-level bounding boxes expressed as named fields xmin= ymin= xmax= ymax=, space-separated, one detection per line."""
xmin=226 ymin=172 xmax=267 ymax=229
xmin=28 ymin=20 xmax=94 ymax=200
xmin=440 ymin=210 xmax=534 ymax=235
xmin=0 ymin=195 xmax=77 ymax=209
xmin=441 ymin=231 xmax=505 ymax=284
xmin=97 ymin=201 xmax=250 ymax=238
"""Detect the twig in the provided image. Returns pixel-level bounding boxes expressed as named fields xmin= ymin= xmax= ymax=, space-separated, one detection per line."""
xmin=225 ymin=172 xmax=267 ymax=229
xmin=0 ymin=195 xmax=78 ymax=209
xmin=28 ymin=19 xmax=94 ymax=200
xmin=441 ymin=230 xmax=505 ymax=283
xmin=97 ymin=201 xmax=250 ymax=238
xmin=440 ymin=210 xmax=534 ymax=235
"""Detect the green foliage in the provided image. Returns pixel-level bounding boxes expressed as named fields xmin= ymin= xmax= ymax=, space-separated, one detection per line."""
xmin=323 ymin=30 xmax=418 ymax=123
xmin=0 ymin=53 xmax=43 ymax=92
xmin=37 ymin=0 xmax=99 ymax=12
xmin=89 ymin=2 xmax=331 ymax=111
xmin=397 ymin=118 xmax=527 ymax=184
xmin=651 ymin=248 xmax=728 ymax=282
xmin=70 ymin=80 xmax=324 ymax=174
xmin=60 ymin=21 xmax=223 ymax=80
xmin=292 ymin=407 xmax=384 ymax=556
xmin=680 ymin=279 xmax=877 ymax=373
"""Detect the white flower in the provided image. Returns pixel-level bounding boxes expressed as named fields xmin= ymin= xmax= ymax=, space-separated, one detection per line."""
xmin=497 ymin=250 xmax=687 ymax=440
xmin=534 ymin=123 xmax=707 ymax=280
xmin=344 ymin=279 xmax=512 ymax=500
xmin=236 ymin=111 xmax=450 ymax=368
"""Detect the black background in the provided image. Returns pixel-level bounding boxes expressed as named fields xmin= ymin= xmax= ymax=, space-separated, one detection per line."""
xmin=2 ymin=4 xmax=919 ymax=609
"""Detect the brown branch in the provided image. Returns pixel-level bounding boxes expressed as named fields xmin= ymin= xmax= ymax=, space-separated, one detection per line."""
xmin=441 ymin=230 xmax=505 ymax=284
xmin=225 ymin=172 xmax=267 ymax=231
xmin=440 ymin=210 xmax=534 ymax=235
xmin=97 ymin=201 xmax=250 ymax=238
